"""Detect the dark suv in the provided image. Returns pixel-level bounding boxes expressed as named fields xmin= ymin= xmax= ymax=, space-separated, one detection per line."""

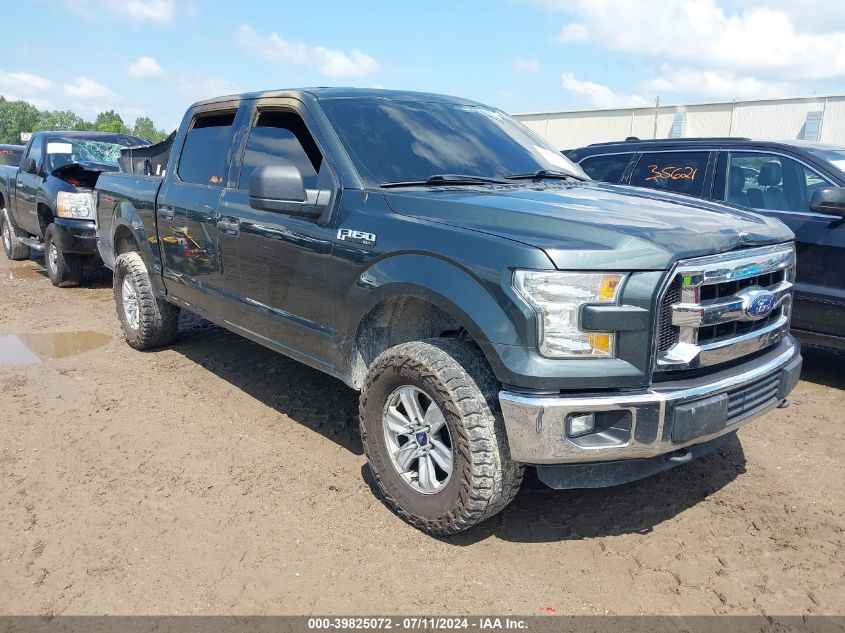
xmin=566 ymin=138 xmax=845 ymax=351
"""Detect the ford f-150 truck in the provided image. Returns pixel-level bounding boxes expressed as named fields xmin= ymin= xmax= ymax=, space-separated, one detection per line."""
xmin=0 ymin=131 xmax=146 ymax=286
xmin=95 ymin=88 xmax=802 ymax=535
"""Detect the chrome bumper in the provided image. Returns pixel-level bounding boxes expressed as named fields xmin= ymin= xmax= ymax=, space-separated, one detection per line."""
xmin=499 ymin=338 xmax=801 ymax=465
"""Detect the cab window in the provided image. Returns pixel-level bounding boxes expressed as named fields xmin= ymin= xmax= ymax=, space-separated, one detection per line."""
xmin=579 ymin=154 xmax=633 ymax=183
xmin=720 ymin=152 xmax=831 ymax=213
xmin=238 ymin=110 xmax=322 ymax=191
xmin=23 ymin=139 xmax=42 ymax=171
xmin=177 ymin=111 xmax=237 ymax=186
xmin=629 ymin=151 xmax=709 ymax=196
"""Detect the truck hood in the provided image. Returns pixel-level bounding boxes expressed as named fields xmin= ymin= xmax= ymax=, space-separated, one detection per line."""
xmin=383 ymin=182 xmax=794 ymax=270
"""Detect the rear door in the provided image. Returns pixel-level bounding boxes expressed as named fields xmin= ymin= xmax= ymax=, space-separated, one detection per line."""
xmin=714 ymin=149 xmax=845 ymax=339
xmin=626 ymin=150 xmax=714 ymax=197
xmin=13 ymin=136 xmax=42 ymax=234
xmin=216 ymin=99 xmax=337 ymax=367
xmin=157 ymin=107 xmax=242 ymax=318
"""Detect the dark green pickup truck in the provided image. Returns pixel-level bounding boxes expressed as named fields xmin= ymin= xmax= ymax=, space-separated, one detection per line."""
xmin=94 ymin=88 xmax=801 ymax=535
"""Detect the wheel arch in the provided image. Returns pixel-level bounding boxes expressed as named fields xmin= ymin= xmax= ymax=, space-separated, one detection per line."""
xmin=107 ymin=201 xmax=166 ymax=297
xmin=340 ymin=254 xmax=525 ymax=389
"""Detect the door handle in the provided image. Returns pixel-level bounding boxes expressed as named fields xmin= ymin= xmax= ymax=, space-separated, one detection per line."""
xmin=158 ymin=207 xmax=175 ymax=221
xmin=216 ymin=216 xmax=240 ymax=236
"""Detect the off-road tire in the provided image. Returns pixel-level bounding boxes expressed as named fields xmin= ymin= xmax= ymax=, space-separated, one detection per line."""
xmin=113 ymin=251 xmax=180 ymax=350
xmin=360 ymin=338 xmax=523 ymax=535
xmin=45 ymin=223 xmax=83 ymax=287
xmin=2 ymin=208 xmax=29 ymax=261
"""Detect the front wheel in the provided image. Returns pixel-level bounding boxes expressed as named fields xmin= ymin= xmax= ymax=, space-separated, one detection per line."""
xmin=44 ymin=224 xmax=83 ymax=287
xmin=2 ymin=208 xmax=29 ymax=261
xmin=359 ymin=338 xmax=523 ymax=535
xmin=113 ymin=251 xmax=180 ymax=350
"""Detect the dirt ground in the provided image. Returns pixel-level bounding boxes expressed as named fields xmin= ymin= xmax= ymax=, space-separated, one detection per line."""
xmin=0 ymin=254 xmax=843 ymax=617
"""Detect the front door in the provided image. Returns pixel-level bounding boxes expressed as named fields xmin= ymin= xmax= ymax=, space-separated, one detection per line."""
xmin=715 ymin=150 xmax=845 ymax=338
xmin=13 ymin=138 xmax=42 ymax=234
xmin=157 ymin=109 xmax=239 ymax=318
xmin=217 ymin=103 xmax=336 ymax=367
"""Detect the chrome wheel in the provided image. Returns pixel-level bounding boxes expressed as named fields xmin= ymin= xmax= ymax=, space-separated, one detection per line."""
xmin=121 ymin=276 xmax=140 ymax=330
xmin=48 ymin=241 xmax=59 ymax=273
xmin=2 ymin=217 xmax=10 ymax=251
xmin=383 ymin=385 xmax=453 ymax=494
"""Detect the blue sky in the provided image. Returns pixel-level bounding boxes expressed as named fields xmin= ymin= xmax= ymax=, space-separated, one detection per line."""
xmin=3 ymin=0 xmax=844 ymax=131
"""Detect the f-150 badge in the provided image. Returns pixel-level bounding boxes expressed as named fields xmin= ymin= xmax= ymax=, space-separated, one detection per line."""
xmin=337 ymin=228 xmax=376 ymax=246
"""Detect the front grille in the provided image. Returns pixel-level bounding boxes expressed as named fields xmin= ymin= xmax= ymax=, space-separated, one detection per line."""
xmin=657 ymin=268 xmax=788 ymax=350
xmin=657 ymin=278 xmax=681 ymax=352
xmin=726 ymin=374 xmax=780 ymax=424
xmin=654 ymin=244 xmax=796 ymax=372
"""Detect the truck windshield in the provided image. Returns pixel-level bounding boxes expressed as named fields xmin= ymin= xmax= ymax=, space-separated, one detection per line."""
xmin=321 ymin=99 xmax=587 ymax=187
xmin=46 ymin=135 xmax=146 ymax=172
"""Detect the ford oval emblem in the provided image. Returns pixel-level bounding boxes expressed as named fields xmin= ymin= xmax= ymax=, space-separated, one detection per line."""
xmin=741 ymin=289 xmax=776 ymax=321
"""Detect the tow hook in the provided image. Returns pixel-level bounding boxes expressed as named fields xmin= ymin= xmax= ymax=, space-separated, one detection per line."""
xmin=778 ymin=399 xmax=790 ymax=409
xmin=665 ymin=448 xmax=693 ymax=464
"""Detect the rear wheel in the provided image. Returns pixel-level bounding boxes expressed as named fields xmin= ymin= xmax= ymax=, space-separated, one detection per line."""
xmin=44 ymin=224 xmax=83 ymax=287
xmin=113 ymin=251 xmax=180 ymax=349
xmin=2 ymin=208 xmax=29 ymax=261
xmin=359 ymin=338 xmax=523 ymax=535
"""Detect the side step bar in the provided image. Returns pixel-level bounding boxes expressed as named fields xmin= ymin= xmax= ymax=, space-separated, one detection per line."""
xmin=18 ymin=236 xmax=45 ymax=252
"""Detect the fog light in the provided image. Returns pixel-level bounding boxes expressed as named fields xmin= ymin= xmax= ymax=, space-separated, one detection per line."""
xmin=567 ymin=413 xmax=595 ymax=438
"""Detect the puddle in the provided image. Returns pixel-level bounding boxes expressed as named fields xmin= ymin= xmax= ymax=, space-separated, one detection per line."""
xmin=6 ymin=265 xmax=46 ymax=281
xmin=0 ymin=331 xmax=110 ymax=366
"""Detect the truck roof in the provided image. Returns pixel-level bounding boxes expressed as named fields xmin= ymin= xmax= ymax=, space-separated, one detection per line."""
xmin=191 ymin=87 xmax=484 ymax=108
xmin=577 ymin=137 xmax=845 ymax=153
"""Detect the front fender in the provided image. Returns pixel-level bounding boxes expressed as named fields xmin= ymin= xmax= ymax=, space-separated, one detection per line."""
xmin=104 ymin=200 xmax=166 ymax=297
xmin=346 ymin=253 xmax=526 ymax=348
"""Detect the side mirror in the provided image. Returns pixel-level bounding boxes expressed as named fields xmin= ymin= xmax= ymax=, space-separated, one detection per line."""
xmin=810 ymin=187 xmax=845 ymax=217
xmin=25 ymin=158 xmax=38 ymax=174
xmin=248 ymin=165 xmax=328 ymax=218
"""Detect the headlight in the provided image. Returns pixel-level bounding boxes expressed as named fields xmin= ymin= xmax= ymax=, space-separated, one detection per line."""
xmin=56 ymin=191 xmax=95 ymax=219
xmin=513 ymin=271 xmax=626 ymax=358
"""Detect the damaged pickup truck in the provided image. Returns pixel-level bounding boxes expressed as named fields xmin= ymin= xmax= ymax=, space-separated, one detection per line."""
xmin=96 ymin=89 xmax=802 ymax=535
xmin=0 ymin=131 xmax=147 ymax=286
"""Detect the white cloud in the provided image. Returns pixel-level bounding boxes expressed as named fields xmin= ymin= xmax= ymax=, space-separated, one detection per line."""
xmin=639 ymin=68 xmax=795 ymax=101
xmin=64 ymin=77 xmax=120 ymax=102
xmin=236 ymin=25 xmax=380 ymax=77
xmin=550 ymin=0 xmax=845 ymax=82
xmin=512 ymin=59 xmax=540 ymax=74
xmin=127 ymin=56 xmax=165 ymax=79
xmin=0 ymin=71 xmax=54 ymax=95
xmin=0 ymin=71 xmax=56 ymax=109
xmin=105 ymin=0 xmax=174 ymax=24
xmin=177 ymin=76 xmax=240 ymax=101
xmin=64 ymin=0 xmax=175 ymax=23
xmin=556 ymin=23 xmax=588 ymax=42
xmin=562 ymin=72 xmax=649 ymax=108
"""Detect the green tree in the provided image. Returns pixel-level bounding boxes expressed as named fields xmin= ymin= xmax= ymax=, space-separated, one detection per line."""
xmin=38 ymin=109 xmax=85 ymax=131
xmin=132 ymin=116 xmax=168 ymax=143
xmin=94 ymin=110 xmax=128 ymax=133
xmin=0 ymin=97 xmax=41 ymax=144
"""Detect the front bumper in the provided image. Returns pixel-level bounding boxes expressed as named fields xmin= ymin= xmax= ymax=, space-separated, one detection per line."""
xmin=499 ymin=337 xmax=801 ymax=465
xmin=51 ymin=217 xmax=98 ymax=256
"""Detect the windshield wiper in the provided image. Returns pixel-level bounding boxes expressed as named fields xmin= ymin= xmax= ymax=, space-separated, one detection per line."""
xmin=506 ymin=169 xmax=587 ymax=181
xmin=380 ymin=174 xmax=510 ymax=188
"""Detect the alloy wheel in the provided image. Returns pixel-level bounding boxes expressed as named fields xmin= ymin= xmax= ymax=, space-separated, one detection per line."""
xmin=382 ymin=385 xmax=453 ymax=494
xmin=121 ymin=276 xmax=140 ymax=330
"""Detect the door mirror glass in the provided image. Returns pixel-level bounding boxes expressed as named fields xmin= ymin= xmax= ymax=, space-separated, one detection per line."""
xmin=248 ymin=164 xmax=324 ymax=218
xmin=25 ymin=158 xmax=38 ymax=174
xmin=809 ymin=186 xmax=845 ymax=217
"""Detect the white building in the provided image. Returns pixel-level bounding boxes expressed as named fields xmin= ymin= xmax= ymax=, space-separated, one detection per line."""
xmin=513 ymin=94 xmax=845 ymax=150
